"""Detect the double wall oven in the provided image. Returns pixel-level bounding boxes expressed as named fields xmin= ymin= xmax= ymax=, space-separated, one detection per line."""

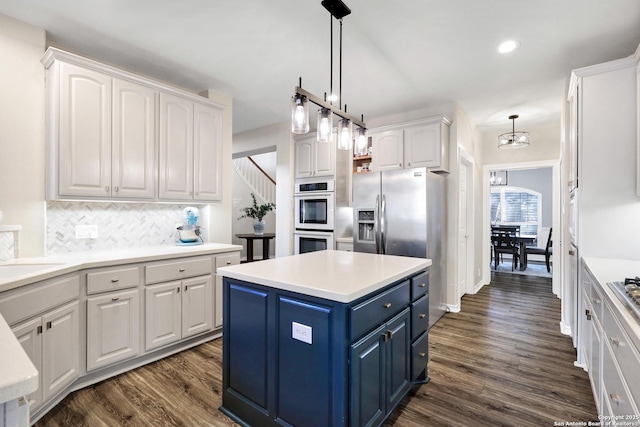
xmin=294 ymin=180 xmax=335 ymax=254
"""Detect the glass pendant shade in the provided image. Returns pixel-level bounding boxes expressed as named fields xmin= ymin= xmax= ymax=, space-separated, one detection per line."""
xmin=291 ymin=93 xmax=310 ymax=134
xmin=337 ymin=118 xmax=352 ymax=150
xmin=355 ymin=127 xmax=368 ymax=156
xmin=317 ymin=108 xmax=333 ymax=142
xmin=498 ymin=115 xmax=529 ymax=149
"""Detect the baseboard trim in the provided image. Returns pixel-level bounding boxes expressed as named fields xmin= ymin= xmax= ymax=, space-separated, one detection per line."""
xmin=472 ymin=279 xmax=486 ymax=294
xmin=446 ymin=303 xmax=461 ymax=313
xmin=560 ymin=320 xmax=572 ymax=336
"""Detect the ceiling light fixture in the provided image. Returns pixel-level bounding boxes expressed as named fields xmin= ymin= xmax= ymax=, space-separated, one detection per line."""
xmin=498 ymin=40 xmax=519 ymax=54
xmin=290 ymin=0 xmax=366 ymax=150
xmin=498 ymin=114 xmax=530 ymax=149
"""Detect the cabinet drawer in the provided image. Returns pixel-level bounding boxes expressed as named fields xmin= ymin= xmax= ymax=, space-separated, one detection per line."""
xmin=87 ymin=266 xmax=140 ymax=295
xmin=145 ymin=256 xmax=212 ymax=285
xmin=0 ymin=274 xmax=80 ymax=325
xmin=411 ymin=294 xmax=429 ymax=340
xmin=602 ymin=341 xmax=638 ymax=416
xmin=350 ymin=281 xmax=410 ymax=340
xmin=215 ymin=252 xmax=240 ymax=271
xmin=411 ymin=271 xmax=428 ymax=300
xmin=411 ymin=330 xmax=428 ymax=380
xmin=603 ymin=301 xmax=640 ymax=405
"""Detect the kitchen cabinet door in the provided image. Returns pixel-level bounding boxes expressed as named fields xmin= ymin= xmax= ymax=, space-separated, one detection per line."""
xmin=314 ymin=139 xmax=335 ymax=177
xmin=145 ymin=281 xmax=182 ymax=351
xmin=112 ymin=78 xmax=156 ymax=199
xmin=58 ymin=62 xmax=112 ymax=197
xmin=158 ymin=93 xmax=194 ymax=200
xmin=11 ymin=317 xmax=43 ymax=411
xmin=404 ymin=122 xmax=448 ymax=171
xmin=295 ymin=136 xmax=314 ymax=179
xmin=350 ymin=324 xmax=386 ymax=427
xmin=194 ymin=103 xmax=223 ymax=201
xmin=41 ymin=301 xmax=79 ymax=403
xmin=372 ymin=130 xmax=404 ymax=172
xmin=181 ymin=275 xmax=213 ymax=339
xmin=87 ymin=288 xmax=140 ymax=371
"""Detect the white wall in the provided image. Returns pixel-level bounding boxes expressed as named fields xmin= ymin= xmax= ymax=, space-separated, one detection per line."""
xmin=233 ymin=122 xmax=294 ymax=257
xmin=0 ymin=14 xmax=46 ymax=257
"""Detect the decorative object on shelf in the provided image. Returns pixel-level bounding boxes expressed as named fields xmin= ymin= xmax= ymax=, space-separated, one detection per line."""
xmin=498 ymin=114 xmax=530 ymax=149
xmin=238 ymin=193 xmax=276 ymax=235
xmin=290 ymin=0 xmax=366 ymax=150
xmin=490 ymin=170 xmax=508 ymax=186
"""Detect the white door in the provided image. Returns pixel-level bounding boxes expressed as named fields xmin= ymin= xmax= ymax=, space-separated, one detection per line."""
xmin=458 ymin=162 xmax=469 ymax=296
xmin=314 ymin=139 xmax=335 ymax=177
xmin=112 ymin=78 xmax=156 ymax=199
xmin=58 ymin=62 xmax=112 ymax=197
xmin=372 ymin=130 xmax=404 ymax=171
xmin=87 ymin=289 xmax=140 ymax=371
xmin=194 ymin=103 xmax=223 ymax=201
xmin=158 ymin=93 xmax=194 ymax=200
xmin=12 ymin=317 xmax=43 ymax=410
xmin=145 ymin=281 xmax=182 ymax=350
xmin=181 ymin=275 xmax=213 ymax=338
xmin=41 ymin=301 xmax=79 ymax=403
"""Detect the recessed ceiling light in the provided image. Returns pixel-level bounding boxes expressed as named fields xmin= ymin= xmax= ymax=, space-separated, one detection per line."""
xmin=498 ymin=40 xmax=520 ymax=54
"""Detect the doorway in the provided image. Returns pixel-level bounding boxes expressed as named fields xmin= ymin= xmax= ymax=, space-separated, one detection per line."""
xmin=458 ymin=152 xmax=475 ymax=297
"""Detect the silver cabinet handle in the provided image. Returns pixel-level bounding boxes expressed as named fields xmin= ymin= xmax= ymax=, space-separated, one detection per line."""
xmin=111 ymin=278 xmax=120 ymax=283
xmin=609 ymin=393 xmax=622 ymax=405
xmin=105 ymin=186 xmax=110 ymax=192
xmin=112 ymin=297 xmax=120 ymax=301
xmin=419 ymin=313 xmax=426 ymax=319
xmin=610 ymin=337 xmax=620 ymax=347
xmin=419 ymin=283 xmax=426 ymax=288
xmin=226 ymin=261 xmax=232 ymax=265
xmin=114 ymin=186 xmax=119 ymax=192
xmin=383 ymin=303 xmax=392 ymax=309
xmin=418 ymin=352 xmax=426 ymax=358
xmin=179 ymin=268 xmax=186 ymax=272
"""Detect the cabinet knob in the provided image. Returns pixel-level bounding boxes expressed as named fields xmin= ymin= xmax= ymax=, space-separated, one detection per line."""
xmin=179 ymin=268 xmax=186 ymax=272
xmin=105 ymin=186 xmax=110 ymax=193
xmin=418 ymin=352 xmax=426 ymax=358
xmin=609 ymin=393 xmax=622 ymax=405
xmin=419 ymin=313 xmax=426 ymax=319
xmin=398 ymin=163 xmax=402 ymax=167
xmin=46 ymin=321 xmax=52 ymax=330
xmin=114 ymin=186 xmax=119 ymax=193
xmin=37 ymin=325 xmax=43 ymax=334
xmin=592 ymin=298 xmax=600 ymax=305
xmin=610 ymin=337 xmax=620 ymax=347
xmin=111 ymin=278 xmax=120 ymax=283
xmin=177 ymin=287 xmax=180 ymax=293
xmin=184 ymin=285 xmax=188 ymax=292
xmin=408 ymin=162 xmax=411 ymax=166
xmin=585 ymin=309 xmax=592 ymax=321
xmin=112 ymin=297 xmax=120 ymax=301
xmin=383 ymin=303 xmax=392 ymax=309
xmin=419 ymin=283 xmax=426 ymax=288
xmin=226 ymin=261 xmax=232 ymax=265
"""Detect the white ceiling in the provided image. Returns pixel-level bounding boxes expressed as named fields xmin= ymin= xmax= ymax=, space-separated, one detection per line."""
xmin=1 ymin=0 xmax=639 ymax=135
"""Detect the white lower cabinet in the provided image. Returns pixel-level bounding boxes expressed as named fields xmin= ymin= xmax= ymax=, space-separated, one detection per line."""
xmin=87 ymin=289 xmax=140 ymax=371
xmin=145 ymin=275 xmax=213 ymax=351
xmin=11 ymin=300 xmax=79 ymax=412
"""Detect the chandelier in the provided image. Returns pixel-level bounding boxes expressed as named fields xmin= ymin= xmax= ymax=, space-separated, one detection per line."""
xmin=290 ymin=0 xmax=366 ymax=151
xmin=498 ymin=114 xmax=530 ymax=149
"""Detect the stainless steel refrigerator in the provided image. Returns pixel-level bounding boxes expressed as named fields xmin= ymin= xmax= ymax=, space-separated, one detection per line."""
xmin=353 ymin=167 xmax=447 ymax=327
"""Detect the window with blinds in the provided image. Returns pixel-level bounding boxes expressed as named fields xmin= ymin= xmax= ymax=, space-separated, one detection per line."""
xmin=490 ymin=187 xmax=541 ymax=238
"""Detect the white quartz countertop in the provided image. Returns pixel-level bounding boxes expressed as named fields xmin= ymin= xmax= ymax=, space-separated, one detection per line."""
xmin=218 ymin=250 xmax=431 ymax=303
xmin=0 ymin=313 xmax=38 ymax=404
xmin=0 ymin=243 xmax=241 ymax=293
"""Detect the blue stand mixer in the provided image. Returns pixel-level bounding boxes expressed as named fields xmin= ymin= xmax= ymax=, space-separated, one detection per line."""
xmin=176 ymin=207 xmax=203 ymax=245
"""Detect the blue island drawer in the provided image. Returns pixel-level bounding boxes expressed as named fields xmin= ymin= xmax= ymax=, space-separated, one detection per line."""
xmin=350 ymin=280 xmax=410 ymax=340
xmin=412 ymin=331 xmax=428 ymax=380
xmin=411 ymin=293 xmax=429 ymax=340
xmin=411 ymin=271 xmax=429 ymax=300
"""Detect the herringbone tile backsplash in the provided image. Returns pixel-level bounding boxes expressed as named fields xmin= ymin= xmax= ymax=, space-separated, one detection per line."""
xmin=0 ymin=233 xmax=15 ymax=261
xmin=47 ymin=201 xmax=197 ymax=254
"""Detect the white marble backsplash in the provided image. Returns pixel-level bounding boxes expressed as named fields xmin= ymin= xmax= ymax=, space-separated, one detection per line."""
xmin=46 ymin=201 xmax=206 ymax=254
xmin=0 ymin=233 xmax=15 ymax=261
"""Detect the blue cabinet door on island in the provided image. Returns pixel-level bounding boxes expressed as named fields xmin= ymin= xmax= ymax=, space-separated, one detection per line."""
xmin=220 ymin=269 xmax=428 ymax=427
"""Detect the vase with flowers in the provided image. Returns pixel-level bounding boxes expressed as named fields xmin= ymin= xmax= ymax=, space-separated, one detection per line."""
xmin=238 ymin=193 xmax=276 ymax=235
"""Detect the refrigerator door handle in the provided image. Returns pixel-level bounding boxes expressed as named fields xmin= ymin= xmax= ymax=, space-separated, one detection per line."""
xmin=375 ymin=195 xmax=380 ymax=254
xmin=381 ymin=194 xmax=387 ymax=254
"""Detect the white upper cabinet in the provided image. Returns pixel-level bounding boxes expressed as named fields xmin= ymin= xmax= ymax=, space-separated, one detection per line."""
xmin=112 ymin=78 xmax=156 ymax=199
xmin=194 ymin=103 xmax=223 ymax=201
xmin=58 ymin=62 xmax=112 ymax=198
xmin=42 ymin=47 xmax=225 ymax=202
xmin=158 ymin=93 xmax=194 ymax=200
xmin=295 ymin=135 xmax=335 ymax=179
xmin=370 ymin=116 xmax=451 ymax=173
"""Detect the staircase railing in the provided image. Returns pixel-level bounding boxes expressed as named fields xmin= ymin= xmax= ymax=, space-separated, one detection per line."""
xmin=232 ymin=156 xmax=276 ymax=204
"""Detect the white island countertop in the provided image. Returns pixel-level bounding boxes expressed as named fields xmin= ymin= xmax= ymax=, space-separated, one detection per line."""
xmin=218 ymin=250 xmax=431 ymax=303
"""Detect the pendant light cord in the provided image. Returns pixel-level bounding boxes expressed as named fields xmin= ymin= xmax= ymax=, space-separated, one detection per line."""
xmin=330 ymin=15 xmax=333 ymax=106
xmin=339 ymin=18 xmax=343 ymax=110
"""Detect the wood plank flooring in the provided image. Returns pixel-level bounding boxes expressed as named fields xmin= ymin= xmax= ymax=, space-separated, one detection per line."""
xmin=35 ymin=272 xmax=596 ymax=426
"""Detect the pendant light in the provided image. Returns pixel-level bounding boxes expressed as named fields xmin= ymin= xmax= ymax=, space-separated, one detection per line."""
xmin=498 ymin=114 xmax=530 ymax=149
xmin=291 ymin=0 xmax=366 ymax=147
xmin=355 ymin=124 xmax=368 ymax=156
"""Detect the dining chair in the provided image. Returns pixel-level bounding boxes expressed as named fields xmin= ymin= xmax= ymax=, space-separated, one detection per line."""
xmin=491 ymin=230 xmax=520 ymax=271
xmin=524 ymin=228 xmax=552 ymax=272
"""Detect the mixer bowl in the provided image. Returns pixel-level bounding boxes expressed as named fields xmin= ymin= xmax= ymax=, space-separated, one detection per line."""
xmin=177 ymin=226 xmax=200 ymax=242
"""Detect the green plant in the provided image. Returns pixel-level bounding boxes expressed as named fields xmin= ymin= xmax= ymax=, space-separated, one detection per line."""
xmin=238 ymin=193 xmax=275 ymax=222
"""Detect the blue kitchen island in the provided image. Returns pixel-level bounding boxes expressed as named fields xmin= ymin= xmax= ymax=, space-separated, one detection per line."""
xmin=217 ymin=250 xmax=431 ymax=427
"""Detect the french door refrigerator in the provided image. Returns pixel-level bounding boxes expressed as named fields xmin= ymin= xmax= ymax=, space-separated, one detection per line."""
xmin=353 ymin=167 xmax=447 ymax=327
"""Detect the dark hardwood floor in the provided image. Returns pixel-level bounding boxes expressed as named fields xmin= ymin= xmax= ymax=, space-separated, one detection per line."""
xmin=36 ymin=272 xmax=596 ymax=426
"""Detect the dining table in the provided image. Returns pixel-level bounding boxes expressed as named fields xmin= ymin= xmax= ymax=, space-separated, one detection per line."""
xmin=515 ymin=234 xmax=536 ymax=271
